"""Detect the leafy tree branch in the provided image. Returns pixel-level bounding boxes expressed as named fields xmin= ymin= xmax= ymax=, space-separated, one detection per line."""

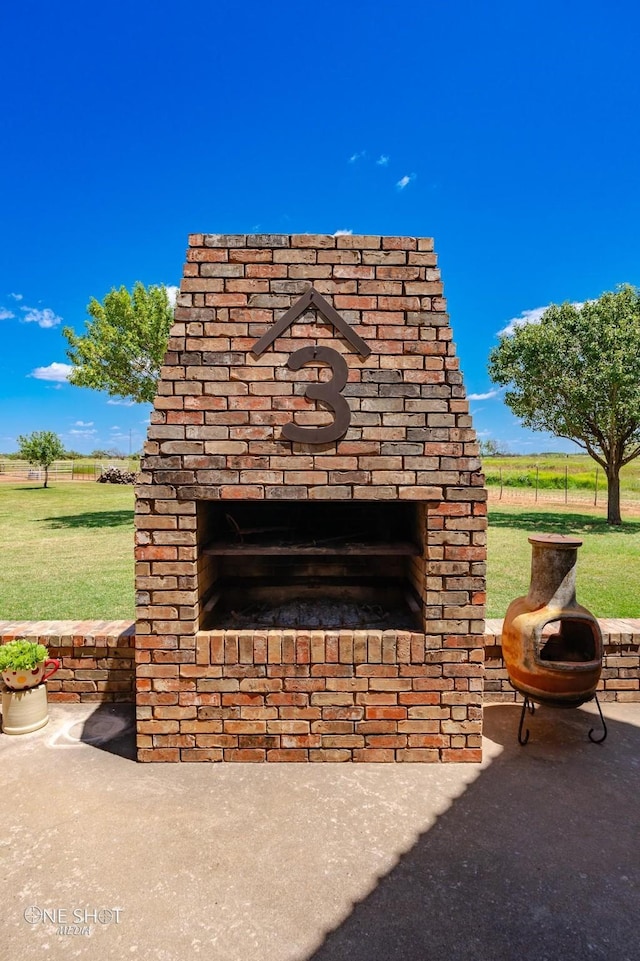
xmin=63 ymin=282 xmax=174 ymax=404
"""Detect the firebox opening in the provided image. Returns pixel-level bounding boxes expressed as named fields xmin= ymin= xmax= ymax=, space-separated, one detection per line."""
xmin=197 ymin=501 xmax=425 ymax=631
xmin=536 ymin=618 xmax=598 ymax=664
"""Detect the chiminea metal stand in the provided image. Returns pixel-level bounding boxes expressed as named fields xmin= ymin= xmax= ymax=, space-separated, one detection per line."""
xmin=501 ymin=534 xmax=607 ymax=746
xmin=516 ymin=693 xmax=607 ymax=746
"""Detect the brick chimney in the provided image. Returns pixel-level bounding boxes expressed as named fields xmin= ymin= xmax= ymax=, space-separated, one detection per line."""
xmin=135 ymin=234 xmax=486 ymax=762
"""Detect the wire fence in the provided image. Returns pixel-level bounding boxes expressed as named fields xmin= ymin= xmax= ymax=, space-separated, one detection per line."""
xmin=485 ymin=464 xmax=640 ymax=510
xmin=487 ymin=484 xmax=640 ymax=513
xmin=0 ymin=460 xmax=139 ymax=482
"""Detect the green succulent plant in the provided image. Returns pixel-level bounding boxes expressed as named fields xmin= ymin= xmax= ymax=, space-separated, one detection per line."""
xmin=0 ymin=640 xmax=49 ymax=672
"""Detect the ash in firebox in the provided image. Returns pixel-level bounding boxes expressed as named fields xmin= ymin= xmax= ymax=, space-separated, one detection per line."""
xmin=212 ymin=599 xmax=418 ymax=630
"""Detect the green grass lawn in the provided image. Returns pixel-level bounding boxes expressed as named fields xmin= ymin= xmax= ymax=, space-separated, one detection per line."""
xmin=486 ymin=506 xmax=640 ymax=618
xmin=0 ymin=482 xmax=134 ymax=620
xmin=0 ymin=483 xmax=638 ymax=621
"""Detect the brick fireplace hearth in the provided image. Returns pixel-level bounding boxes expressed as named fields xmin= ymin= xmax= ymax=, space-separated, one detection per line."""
xmin=135 ymin=233 xmax=486 ymax=762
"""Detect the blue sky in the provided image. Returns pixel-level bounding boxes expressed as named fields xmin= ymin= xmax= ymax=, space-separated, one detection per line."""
xmin=1 ymin=0 xmax=639 ymax=456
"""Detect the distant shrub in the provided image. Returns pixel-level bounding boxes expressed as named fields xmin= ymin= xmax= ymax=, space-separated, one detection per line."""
xmin=485 ymin=469 xmax=604 ymax=491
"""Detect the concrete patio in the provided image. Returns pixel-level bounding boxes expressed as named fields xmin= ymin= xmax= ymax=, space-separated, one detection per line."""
xmin=2 ymin=700 xmax=639 ymax=961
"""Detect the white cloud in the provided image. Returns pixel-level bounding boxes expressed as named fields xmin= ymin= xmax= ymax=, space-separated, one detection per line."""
xmin=69 ymin=427 xmax=97 ymax=437
xmin=30 ymin=362 xmax=73 ymax=382
xmin=110 ymin=425 xmax=121 ymax=431
xmin=107 ymin=398 xmax=135 ymax=407
xmin=468 ymin=389 xmax=501 ymax=401
xmin=9 ymin=292 xmax=23 ymax=301
xmin=333 ymin=229 xmax=353 ymax=237
xmin=73 ymin=420 xmax=93 ymax=427
xmin=348 ymin=151 xmax=365 ymax=163
xmin=376 ymin=155 xmax=389 ymax=166
xmin=165 ymin=285 xmax=178 ymax=307
xmin=396 ymin=173 xmax=416 ymax=190
xmin=499 ymin=302 xmax=584 ymax=337
xmin=21 ymin=306 xmax=62 ymax=328
xmin=498 ymin=306 xmax=547 ymax=337
xmin=0 ymin=308 xmax=15 ymax=321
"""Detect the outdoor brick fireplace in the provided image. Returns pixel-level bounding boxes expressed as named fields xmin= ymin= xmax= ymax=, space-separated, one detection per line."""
xmin=135 ymin=233 xmax=486 ymax=762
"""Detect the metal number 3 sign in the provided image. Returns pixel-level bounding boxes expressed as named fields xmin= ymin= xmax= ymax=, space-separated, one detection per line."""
xmin=249 ymin=287 xmax=371 ymax=447
xmin=281 ymin=346 xmax=351 ymax=444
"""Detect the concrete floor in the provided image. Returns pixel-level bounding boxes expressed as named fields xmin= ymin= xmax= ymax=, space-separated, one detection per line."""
xmin=1 ymin=700 xmax=639 ymax=961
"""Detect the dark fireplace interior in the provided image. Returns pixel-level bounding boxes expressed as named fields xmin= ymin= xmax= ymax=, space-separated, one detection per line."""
xmin=197 ymin=501 xmax=425 ymax=631
xmin=537 ymin=618 xmax=599 ymax=664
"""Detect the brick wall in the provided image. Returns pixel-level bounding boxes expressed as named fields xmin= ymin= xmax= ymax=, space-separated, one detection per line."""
xmin=136 ymin=629 xmax=482 ymax=762
xmin=2 ymin=621 xmax=636 ymax=710
xmin=0 ymin=621 xmax=134 ymax=701
xmin=135 ymin=233 xmax=487 ymax=762
xmin=484 ymin=619 xmax=640 ymax=703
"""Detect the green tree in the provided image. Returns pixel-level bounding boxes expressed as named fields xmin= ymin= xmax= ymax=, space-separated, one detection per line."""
xmin=63 ymin=282 xmax=173 ymax=404
xmin=17 ymin=431 xmax=66 ymax=488
xmin=488 ymin=284 xmax=640 ymax=525
xmin=479 ymin=438 xmax=502 ymax=457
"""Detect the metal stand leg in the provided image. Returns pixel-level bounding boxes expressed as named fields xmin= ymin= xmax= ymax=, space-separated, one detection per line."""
xmin=515 ymin=693 xmax=608 ymax=746
xmin=588 ymin=694 xmax=608 ymax=744
xmin=517 ymin=695 xmax=535 ymax=745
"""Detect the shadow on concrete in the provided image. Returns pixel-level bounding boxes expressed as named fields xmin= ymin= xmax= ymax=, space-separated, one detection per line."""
xmin=78 ymin=703 xmax=136 ymax=760
xmin=306 ymin=702 xmax=640 ymax=961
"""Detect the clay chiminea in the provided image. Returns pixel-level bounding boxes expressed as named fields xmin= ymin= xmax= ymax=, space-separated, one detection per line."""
xmin=502 ymin=534 xmax=606 ymax=743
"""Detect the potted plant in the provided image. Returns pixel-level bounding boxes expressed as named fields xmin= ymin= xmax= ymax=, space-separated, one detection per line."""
xmin=0 ymin=639 xmax=60 ymax=735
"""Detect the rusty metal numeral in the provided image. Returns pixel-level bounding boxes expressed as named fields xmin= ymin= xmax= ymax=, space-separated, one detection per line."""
xmin=282 ymin=346 xmax=351 ymax=444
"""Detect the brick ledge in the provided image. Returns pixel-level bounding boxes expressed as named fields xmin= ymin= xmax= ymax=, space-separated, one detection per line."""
xmin=1 ymin=620 xmax=637 ymax=708
xmin=0 ymin=621 xmax=134 ymax=644
xmin=1 ymin=619 xmax=639 ymax=644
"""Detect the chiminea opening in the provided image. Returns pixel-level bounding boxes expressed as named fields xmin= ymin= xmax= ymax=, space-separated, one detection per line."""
xmin=197 ymin=500 xmax=424 ymax=631
xmin=537 ymin=618 xmax=600 ymax=665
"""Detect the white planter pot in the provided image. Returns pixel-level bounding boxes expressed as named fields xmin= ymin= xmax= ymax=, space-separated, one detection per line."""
xmin=2 ymin=683 xmax=49 ymax=735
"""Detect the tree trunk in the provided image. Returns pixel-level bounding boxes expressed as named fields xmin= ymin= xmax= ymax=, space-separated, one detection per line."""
xmin=44 ymin=466 xmax=48 ymax=489
xmin=607 ymin=466 xmax=621 ymax=525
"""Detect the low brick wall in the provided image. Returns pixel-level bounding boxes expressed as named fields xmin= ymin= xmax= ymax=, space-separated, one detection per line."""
xmin=0 ymin=621 xmax=134 ymax=702
xmin=485 ymin=618 xmax=640 ymax=702
xmin=1 ymin=619 xmax=637 ymax=715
